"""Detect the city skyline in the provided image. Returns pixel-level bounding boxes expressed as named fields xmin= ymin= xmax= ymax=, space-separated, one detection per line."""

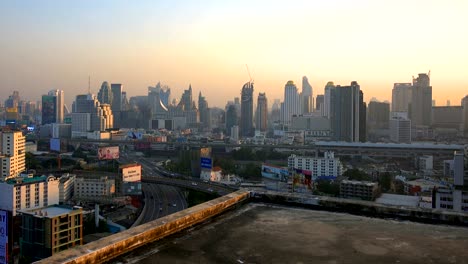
xmin=1 ymin=1 xmax=467 ymax=108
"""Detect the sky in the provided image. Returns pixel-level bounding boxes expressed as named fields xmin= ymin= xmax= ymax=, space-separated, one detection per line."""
xmin=1 ymin=0 xmax=467 ymax=108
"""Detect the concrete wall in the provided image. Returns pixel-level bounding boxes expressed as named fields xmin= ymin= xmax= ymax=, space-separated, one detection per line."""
xmin=36 ymin=189 xmax=250 ymax=264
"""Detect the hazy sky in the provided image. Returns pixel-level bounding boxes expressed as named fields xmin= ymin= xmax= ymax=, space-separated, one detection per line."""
xmin=1 ymin=0 xmax=467 ymax=108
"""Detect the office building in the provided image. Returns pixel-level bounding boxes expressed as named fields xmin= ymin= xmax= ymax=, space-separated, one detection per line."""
xmin=20 ymin=205 xmax=83 ymax=261
xmin=432 ymin=106 xmax=462 ymax=129
xmin=0 ymin=174 xmax=60 ymax=216
xmin=340 ymin=180 xmax=379 ymax=201
xmin=270 ymin=99 xmax=281 ymax=124
xmin=389 ymin=116 xmax=411 ymax=143
xmin=301 ymin=76 xmax=313 ymax=114
xmin=198 ymin=92 xmax=211 ymax=129
xmin=240 ymin=82 xmax=254 ymax=137
xmin=316 ymin=94 xmax=324 ymax=112
xmin=255 ymin=93 xmax=268 ymax=132
xmin=97 ymin=81 xmax=113 ymax=105
xmin=280 ymin=81 xmax=301 ymax=125
xmin=41 ymin=95 xmax=56 ymax=125
xmin=0 ymin=131 xmax=26 ymax=179
xmin=72 ymin=94 xmax=113 ymax=134
xmin=148 ymin=83 xmax=170 ymax=118
xmin=225 ymin=104 xmax=238 ymax=136
xmin=329 ymin=81 xmax=365 ymax=142
xmin=111 ymin=84 xmax=123 ymax=128
xmin=288 ymin=152 xmax=343 ymax=179
xmin=410 ymin=73 xmax=432 ymax=127
xmin=58 ymin=174 xmax=75 ymax=204
xmin=392 ymin=83 xmax=412 ymax=112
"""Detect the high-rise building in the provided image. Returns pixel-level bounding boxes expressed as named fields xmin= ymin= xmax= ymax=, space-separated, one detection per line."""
xmin=410 ymin=73 xmax=432 ymax=127
xmin=198 ymin=92 xmax=211 ymax=130
xmin=97 ymin=81 xmax=113 ymax=105
xmin=20 ymin=205 xmax=83 ymax=261
xmin=240 ymin=82 xmax=254 ymax=137
xmin=316 ymin=94 xmax=324 ymax=112
xmin=270 ymin=99 xmax=281 ymax=124
xmin=280 ymin=81 xmax=301 ymax=125
xmin=462 ymin=95 xmax=468 ymax=136
xmin=4 ymin=91 xmax=20 ymax=109
xmin=392 ymin=83 xmax=412 ymax=112
xmin=288 ymin=152 xmax=343 ymax=179
xmin=255 ymin=93 xmax=268 ymax=132
xmin=330 ymin=82 xmax=364 ymax=142
xmin=323 ymin=82 xmax=335 ymax=118
xmin=0 ymin=131 xmax=26 ymax=178
xmin=41 ymin=90 xmax=64 ymax=125
xmin=301 ymin=76 xmax=313 ymax=114
xmin=111 ymin=84 xmax=122 ymax=113
xmin=225 ymin=104 xmax=238 ymax=136
xmin=432 ymin=106 xmax=463 ymax=129
xmin=368 ymin=101 xmax=390 ymax=130
xmin=148 ymin=85 xmax=169 ymax=118
xmin=179 ymin=84 xmax=193 ymax=111
xmin=72 ymin=94 xmax=113 ymax=132
xmin=389 ymin=116 xmax=411 ymax=143
xmin=359 ymin=91 xmax=367 ymax=142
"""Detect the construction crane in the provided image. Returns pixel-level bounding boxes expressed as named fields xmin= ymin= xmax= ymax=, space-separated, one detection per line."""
xmin=245 ymin=64 xmax=253 ymax=83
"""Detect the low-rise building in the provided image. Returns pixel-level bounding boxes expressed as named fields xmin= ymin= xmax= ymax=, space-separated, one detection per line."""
xmin=58 ymin=174 xmax=75 ymax=204
xmin=20 ymin=205 xmax=83 ymax=261
xmin=288 ymin=152 xmax=342 ymax=180
xmin=74 ymin=176 xmax=115 ymax=198
xmin=340 ymin=180 xmax=379 ymax=201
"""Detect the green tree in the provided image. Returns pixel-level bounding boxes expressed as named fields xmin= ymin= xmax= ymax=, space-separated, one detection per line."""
xmin=379 ymin=172 xmax=393 ymax=192
xmin=343 ymin=168 xmax=372 ymax=181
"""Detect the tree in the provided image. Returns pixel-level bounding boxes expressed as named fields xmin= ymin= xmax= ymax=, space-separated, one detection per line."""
xmin=379 ymin=172 xmax=393 ymax=192
xmin=343 ymin=168 xmax=372 ymax=181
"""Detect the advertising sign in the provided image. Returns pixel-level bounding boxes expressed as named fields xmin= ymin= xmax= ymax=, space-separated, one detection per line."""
xmin=0 ymin=210 xmax=8 ymax=264
xmin=98 ymin=146 xmax=120 ymax=160
xmin=200 ymin=157 xmax=212 ymax=169
xmin=261 ymin=164 xmax=289 ymax=181
xmin=121 ymin=165 xmax=142 ymax=182
xmin=127 ymin=131 xmax=143 ymax=140
xmin=50 ymin=138 xmax=61 ymax=152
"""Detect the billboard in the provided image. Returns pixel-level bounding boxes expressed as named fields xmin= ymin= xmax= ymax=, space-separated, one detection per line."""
xmin=0 ymin=210 xmax=8 ymax=264
xmin=50 ymin=138 xmax=61 ymax=152
xmin=121 ymin=164 xmax=142 ymax=182
xmin=261 ymin=164 xmax=289 ymax=181
xmin=98 ymin=146 xmax=120 ymax=160
xmin=200 ymin=157 xmax=212 ymax=169
xmin=127 ymin=131 xmax=143 ymax=140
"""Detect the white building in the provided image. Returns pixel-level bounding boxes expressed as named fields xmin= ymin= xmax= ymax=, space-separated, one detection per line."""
xmin=74 ymin=176 xmax=115 ymax=198
xmin=0 ymin=131 xmax=26 ymax=179
xmin=417 ymin=155 xmax=433 ymax=171
xmin=0 ymin=174 xmax=60 ymax=216
xmin=48 ymin=89 xmax=65 ymax=123
xmin=280 ymin=81 xmax=301 ymax=125
xmin=59 ymin=174 xmax=75 ymax=204
xmin=434 ymin=151 xmax=467 ymax=212
xmin=231 ymin=125 xmax=239 ymax=142
xmin=390 ymin=116 xmax=411 ymax=143
xmin=288 ymin=151 xmax=343 ymax=179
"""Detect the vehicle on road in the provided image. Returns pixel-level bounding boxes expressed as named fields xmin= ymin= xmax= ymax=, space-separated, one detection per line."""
xmin=172 ymin=203 xmax=177 ymax=207
xmin=191 ymin=182 xmax=198 ymax=186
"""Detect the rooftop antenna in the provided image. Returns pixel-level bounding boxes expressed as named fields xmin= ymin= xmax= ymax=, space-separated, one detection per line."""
xmin=245 ymin=64 xmax=253 ymax=83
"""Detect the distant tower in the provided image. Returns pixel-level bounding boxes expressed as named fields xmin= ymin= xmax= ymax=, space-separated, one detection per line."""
xmin=240 ymin=82 xmax=254 ymax=137
xmin=42 ymin=89 xmax=64 ymax=124
xmin=225 ymin=104 xmax=238 ymax=136
xmin=323 ymin=82 xmax=335 ymax=118
xmin=255 ymin=93 xmax=268 ymax=132
xmin=280 ymin=81 xmax=301 ymax=125
xmin=198 ymin=92 xmax=211 ymax=130
xmin=392 ymin=83 xmax=412 ymax=112
xmin=410 ymin=73 xmax=432 ymax=127
xmin=301 ymin=76 xmax=313 ymax=114
xmin=97 ymin=81 xmax=113 ymax=105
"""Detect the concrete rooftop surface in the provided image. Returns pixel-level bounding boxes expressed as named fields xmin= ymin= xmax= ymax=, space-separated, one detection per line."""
xmin=116 ymin=203 xmax=468 ymax=264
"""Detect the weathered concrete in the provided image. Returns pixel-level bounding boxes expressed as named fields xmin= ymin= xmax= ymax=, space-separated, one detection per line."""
xmin=35 ymin=189 xmax=250 ymax=264
xmin=252 ymin=190 xmax=468 ymax=226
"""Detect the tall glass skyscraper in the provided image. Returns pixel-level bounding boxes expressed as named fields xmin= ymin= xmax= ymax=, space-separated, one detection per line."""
xmin=240 ymin=82 xmax=254 ymax=137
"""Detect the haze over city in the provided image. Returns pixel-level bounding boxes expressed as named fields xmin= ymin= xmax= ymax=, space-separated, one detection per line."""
xmin=1 ymin=0 xmax=467 ymax=107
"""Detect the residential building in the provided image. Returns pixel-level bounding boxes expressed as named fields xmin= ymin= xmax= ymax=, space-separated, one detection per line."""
xmin=0 ymin=174 xmax=60 ymax=216
xmin=368 ymin=101 xmax=390 ymax=130
xmin=315 ymin=94 xmax=324 ymax=112
xmin=20 ymin=205 xmax=83 ymax=261
xmin=58 ymin=174 xmax=75 ymax=204
xmin=434 ymin=151 xmax=467 ymax=212
xmin=340 ymin=180 xmax=379 ymax=201
xmin=323 ymin=82 xmax=335 ymax=118
xmin=432 ymin=106 xmax=463 ymax=130
xmin=0 ymin=130 xmax=26 ymax=179
xmin=301 ymin=76 xmax=313 ymax=114
xmin=240 ymin=82 xmax=254 ymax=137
xmin=288 ymin=152 xmax=343 ymax=179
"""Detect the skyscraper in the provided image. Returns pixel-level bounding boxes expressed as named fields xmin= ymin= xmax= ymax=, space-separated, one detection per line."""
xmin=97 ymin=81 xmax=113 ymax=105
xmin=178 ymin=84 xmax=193 ymax=111
xmin=198 ymin=92 xmax=211 ymax=129
xmin=225 ymin=104 xmax=238 ymax=136
xmin=255 ymin=93 xmax=268 ymax=132
xmin=42 ymin=90 xmax=64 ymax=125
xmin=72 ymin=93 xmax=113 ymax=132
xmin=323 ymin=82 xmax=335 ymax=118
xmin=240 ymin=82 xmax=254 ymax=137
xmin=111 ymin=84 xmax=123 ymax=113
xmin=368 ymin=101 xmax=390 ymax=130
xmin=330 ymin=81 xmax=364 ymax=142
xmin=270 ymin=99 xmax=281 ymax=124
xmin=391 ymin=83 xmax=412 ymax=112
xmin=410 ymin=73 xmax=432 ymax=127
xmin=301 ymin=76 xmax=313 ymax=114
xmin=316 ymin=94 xmax=324 ymax=112
xmin=280 ymin=81 xmax=301 ymax=125
xmin=462 ymin=95 xmax=468 ymax=136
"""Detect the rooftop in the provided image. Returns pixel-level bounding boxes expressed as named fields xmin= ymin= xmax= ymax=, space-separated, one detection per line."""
xmin=117 ymin=203 xmax=468 ymax=263
xmin=21 ymin=205 xmax=81 ymax=218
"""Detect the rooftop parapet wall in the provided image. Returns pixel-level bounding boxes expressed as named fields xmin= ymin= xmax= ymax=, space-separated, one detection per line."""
xmin=35 ymin=189 xmax=250 ymax=264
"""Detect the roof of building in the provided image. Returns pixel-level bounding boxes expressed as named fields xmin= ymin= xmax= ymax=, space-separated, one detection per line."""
xmin=315 ymin=141 xmax=464 ymax=150
xmin=21 ymin=205 xmax=81 ymax=218
xmin=405 ymin=178 xmax=447 ymax=189
xmin=375 ymin=193 xmax=420 ymax=207
xmin=341 ymin=180 xmax=378 ymax=186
